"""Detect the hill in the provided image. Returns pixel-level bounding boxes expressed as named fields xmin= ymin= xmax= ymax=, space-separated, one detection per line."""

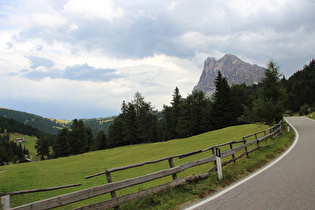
xmin=0 ymin=123 xmax=267 ymax=209
xmin=193 ymin=54 xmax=265 ymax=97
xmin=0 ymin=108 xmax=115 ymax=136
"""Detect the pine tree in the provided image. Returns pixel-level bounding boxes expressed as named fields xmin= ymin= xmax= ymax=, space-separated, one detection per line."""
xmin=163 ymin=87 xmax=182 ymax=139
xmin=52 ymin=127 xmax=69 ymax=157
xmin=93 ymin=130 xmax=108 ymax=150
xmin=212 ymin=71 xmax=235 ymax=129
xmin=0 ymin=134 xmax=12 ymax=165
xmin=85 ymin=126 xmax=94 ymax=152
xmin=123 ymin=103 xmax=137 ymax=144
xmin=108 ymin=116 xmax=124 ymax=147
xmin=35 ymin=136 xmax=50 ymax=160
xmin=67 ymin=119 xmax=87 ymax=155
xmin=252 ymin=60 xmax=286 ymax=125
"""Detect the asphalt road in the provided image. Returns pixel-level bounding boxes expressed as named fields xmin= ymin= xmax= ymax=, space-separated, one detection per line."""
xmin=185 ymin=117 xmax=315 ymax=210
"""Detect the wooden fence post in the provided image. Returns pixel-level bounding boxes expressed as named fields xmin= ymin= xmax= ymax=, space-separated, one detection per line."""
xmin=229 ymin=143 xmax=235 ymax=163
xmin=106 ymin=171 xmax=119 ymax=209
xmin=243 ymin=138 xmax=249 ymax=158
xmin=211 ymin=148 xmax=216 ymax=168
xmin=168 ymin=158 xmax=178 ymax=180
xmin=1 ymin=195 xmax=10 ymax=210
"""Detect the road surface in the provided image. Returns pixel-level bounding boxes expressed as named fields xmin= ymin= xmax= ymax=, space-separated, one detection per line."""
xmin=185 ymin=117 xmax=315 ymax=210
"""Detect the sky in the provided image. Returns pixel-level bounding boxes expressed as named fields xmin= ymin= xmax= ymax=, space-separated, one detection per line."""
xmin=0 ymin=0 xmax=314 ymax=120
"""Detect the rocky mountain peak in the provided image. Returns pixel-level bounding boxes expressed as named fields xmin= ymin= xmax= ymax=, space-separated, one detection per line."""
xmin=193 ymin=54 xmax=265 ymax=97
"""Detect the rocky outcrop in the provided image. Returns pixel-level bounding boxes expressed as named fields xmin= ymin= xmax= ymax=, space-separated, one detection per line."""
xmin=193 ymin=54 xmax=265 ymax=96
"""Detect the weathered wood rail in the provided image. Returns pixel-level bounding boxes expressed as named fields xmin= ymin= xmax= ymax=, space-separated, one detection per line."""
xmin=1 ymin=122 xmax=283 ymax=210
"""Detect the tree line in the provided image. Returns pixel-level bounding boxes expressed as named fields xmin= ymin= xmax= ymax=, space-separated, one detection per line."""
xmin=282 ymin=59 xmax=315 ymax=114
xmin=51 ymin=59 xmax=315 ymax=157
xmin=2 ymin=59 xmax=314 ymax=162
xmin=106 ymin=60 xmax=286 ymax=147
xmin=48 ymin=119 xmax=109 ymax=158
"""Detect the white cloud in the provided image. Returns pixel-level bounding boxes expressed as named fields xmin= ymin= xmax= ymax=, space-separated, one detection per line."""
xmin=63 ymin=0 xmax=124 ymax=21
xmin=0 ymin=0 xmax=314 ymax=119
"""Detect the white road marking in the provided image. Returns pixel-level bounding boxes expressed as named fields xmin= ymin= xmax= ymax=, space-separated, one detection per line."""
xmin=184 ymin=118 xmax=299 ymax=210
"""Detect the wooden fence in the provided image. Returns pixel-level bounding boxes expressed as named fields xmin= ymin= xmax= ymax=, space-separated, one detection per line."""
xmin=1 ymin=122 xmax=282 ymax=210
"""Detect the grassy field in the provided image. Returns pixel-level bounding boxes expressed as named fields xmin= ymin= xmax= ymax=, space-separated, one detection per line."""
xmin=0 ymin=123 xmax=271 ymax=209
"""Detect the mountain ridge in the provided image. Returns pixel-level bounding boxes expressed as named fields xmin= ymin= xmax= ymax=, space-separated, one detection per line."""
xmin=193 ymin=54 xmax=265 ymax=96
xmin=0 ymin=107 xmax=114 ymax=136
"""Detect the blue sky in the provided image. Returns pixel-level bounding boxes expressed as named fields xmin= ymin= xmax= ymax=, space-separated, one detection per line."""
xmin=0 ymin=0 xmax=314 ymax=120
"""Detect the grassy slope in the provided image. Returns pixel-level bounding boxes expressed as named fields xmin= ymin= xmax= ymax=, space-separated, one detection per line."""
xmin=8 ymin=133 xmax=38 ymax=159
xmin=0 ymin=123 xmax=268 ymax=209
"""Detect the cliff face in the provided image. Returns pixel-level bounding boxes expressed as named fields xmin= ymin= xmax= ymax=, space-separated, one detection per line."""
xmin=193 ymin=54 xmax=265 ymax=96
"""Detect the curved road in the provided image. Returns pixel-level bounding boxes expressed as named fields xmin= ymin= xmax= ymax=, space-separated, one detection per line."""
xmin=185 ymin=117 xmax=315 ymax=210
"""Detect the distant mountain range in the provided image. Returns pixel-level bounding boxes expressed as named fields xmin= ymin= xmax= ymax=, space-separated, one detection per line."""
xmin=193 ymin=54 xmax=265 ymax=97
xmin=0 ymin=108 xmax=115 ymax=136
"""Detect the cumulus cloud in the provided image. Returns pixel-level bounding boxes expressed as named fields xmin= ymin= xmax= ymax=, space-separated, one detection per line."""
xmin=19 ymin=62 xmax=120 ymax=82
xmin=1 ymin=0 xmax=315 ymax=119
xmin=25 ymin=56 xmax=55 ymax=69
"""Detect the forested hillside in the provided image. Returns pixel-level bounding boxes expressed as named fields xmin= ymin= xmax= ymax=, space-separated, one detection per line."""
xmin=0 ymin=108 xmax=114 ymax=136
xmin=0 ymin=108 xmax=68 ymax=135
xmin=0 ymin=116 xmax=55 ymax=143
xmin=0 ymin=116 xmax=55 ymax=165
xmin=81 ymin=117 xmax=115 ymax=137
xmin=282 ymin=59 xmax=315 ymax=114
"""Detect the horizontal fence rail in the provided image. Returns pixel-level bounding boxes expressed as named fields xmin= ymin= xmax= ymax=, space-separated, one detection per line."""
xmin=1 ymin=122 xmax=283 ymax=210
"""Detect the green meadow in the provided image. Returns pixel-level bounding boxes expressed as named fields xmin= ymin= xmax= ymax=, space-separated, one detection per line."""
xmin=8 ymin=133 xmax=38 ymax=160
xmin=0 ymin=123 xmax=269 ymax=209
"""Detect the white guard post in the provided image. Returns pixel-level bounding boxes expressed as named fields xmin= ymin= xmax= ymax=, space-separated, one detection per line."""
xmin=1 ymin=195 xmax=10 ymax=210
xmin=216 ymin=147 xmax=223 ymax=180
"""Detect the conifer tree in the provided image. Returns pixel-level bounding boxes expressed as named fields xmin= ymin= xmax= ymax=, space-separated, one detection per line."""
xmin=123 ymin=103 xmax=137 ymax=144
xmin=212 ymin=71 xmax=235 ymax=129
xmin=0 ymin=134 xmax=12 ymax=165
xmin=93 ymin=129 xmax=108 ymax=150
xmin=85 ymin=126 xmax=93 ymax=152
xmin=35 ymin=136 xmax=50 ymax=160
xmin=253 ymin=60 xmax=285 ymax=125
xmin=52 ymin=127 xmax=69 ymax=157
xmin=163 ymin=87 xmax=182 ymax=139
xmin=67 ymin=119 xmax=88 ymax=155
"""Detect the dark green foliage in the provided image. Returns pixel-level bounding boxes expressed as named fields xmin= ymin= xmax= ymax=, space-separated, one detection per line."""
xmin=167 ymin=87 xmax=182 ymax=139
xmin=0 ymin=108 xmax=115 ymax=138
xmin=52 ymin=120 xmax=108 ymax=157
xmin=253 ymin=60 xmax=286 ymax=125
xmin=108 ymin=92 xmax=160 ymax=147
xmin=176 ymin=90 xmax=210 ymax=137
xmin=0 ymin=116 xmax=55 ymax=144
xmin=123 ymin=103 xmax=138 ymax=145
xmin=282 ymin=59 xmax=315 ymax=113
xmin=92 ymin=130 xmax=108 ymax=150
xmin=232 ymin=83 xmax=257 ymax=124
xmin=52 ymin=127 xmax=69 ymax=158
xmin=108 ymin=115 xmax=124 ymax=147
xmin=35 ymin=136 xmax=50 ymax=160
xmin=0 ymin=134 xmax=12 ymax=165
xmin=81 ymin=117 xmax=115 ymax=137
xmin=0 ymin=108 xmax=66 ymax=135
xmin=212 ymin=71 xmax=237 ymax=129
xmin=85 ymin=126 xmax=94 ymax=152
xmin=67 ymin=119 xmax=88 ymax=155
